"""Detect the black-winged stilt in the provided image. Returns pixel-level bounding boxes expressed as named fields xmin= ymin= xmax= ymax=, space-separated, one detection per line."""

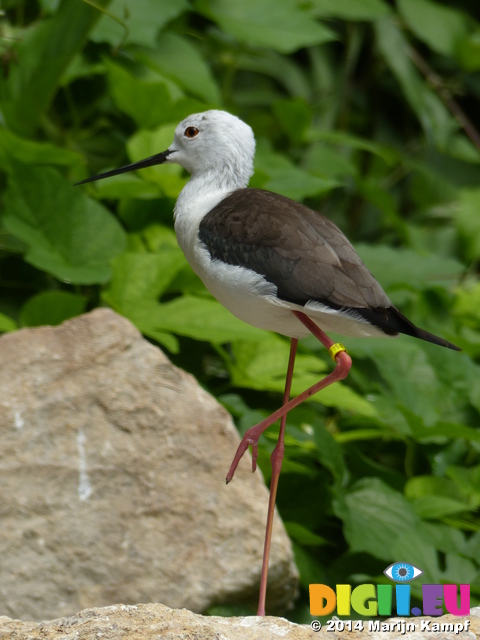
xmin=77 ymin=109 xmax=460 ymax=616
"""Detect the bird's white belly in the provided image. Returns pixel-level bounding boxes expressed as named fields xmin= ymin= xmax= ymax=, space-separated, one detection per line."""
xmin=191 ymin=242 xmax=387 ymax=340
xmin=197 ymin=253 xmax=306 ymax=336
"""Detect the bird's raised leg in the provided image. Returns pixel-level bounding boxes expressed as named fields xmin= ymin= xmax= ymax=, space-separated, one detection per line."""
xmin=256 ymin=337 xmax=298 ymax=616
xmin=226 ymin=310 xmax=352 ymax=483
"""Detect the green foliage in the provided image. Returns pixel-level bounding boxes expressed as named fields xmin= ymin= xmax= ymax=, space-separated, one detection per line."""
xmin=20 ymin=290 xmax=87 ymax=327
xmin=4 ymin=163 xmax=126 ymax=283
xmin=90 ymin=0 xmax=189 ymax=48
xmin=397 ymin=0 xmax=469 ymax=59
xmin=195 ymin=0 xmax=337 ymax=53
xmin=1 ymin=0 xmax=479 ymax=620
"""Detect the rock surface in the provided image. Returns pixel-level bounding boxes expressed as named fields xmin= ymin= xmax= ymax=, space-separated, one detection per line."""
xmin=0 ymin=604 xmax=478 ymax=640
xmin=0 ymin=309 xmax=298 ymax=621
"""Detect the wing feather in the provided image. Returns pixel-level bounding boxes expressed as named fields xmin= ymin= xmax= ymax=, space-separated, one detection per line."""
xmin=198 ymin=188 xmax=460 ymax=351
xmin=198 ymin=188 xmax=391 ymax=309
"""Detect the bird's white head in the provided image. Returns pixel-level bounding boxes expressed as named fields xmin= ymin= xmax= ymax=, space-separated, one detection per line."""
xmin=167 ymin=110 xmax=256 ymax=188
xmin=76 ymin=110 xmax=256 ymax=193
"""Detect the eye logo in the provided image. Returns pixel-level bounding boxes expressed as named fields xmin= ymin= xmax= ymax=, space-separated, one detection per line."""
xmin=384 ymin=562 xmax=423 ymax=583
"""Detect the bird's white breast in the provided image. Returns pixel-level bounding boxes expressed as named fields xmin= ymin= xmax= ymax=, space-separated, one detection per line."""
xmin=174 ymin=184 xmax=306 ymax=336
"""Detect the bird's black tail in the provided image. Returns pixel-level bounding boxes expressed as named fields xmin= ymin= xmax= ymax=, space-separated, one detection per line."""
xmin=355 ymin=306 xmax=461 ymax=351
xmin=406 ymin=323 xmax=461 ymax=351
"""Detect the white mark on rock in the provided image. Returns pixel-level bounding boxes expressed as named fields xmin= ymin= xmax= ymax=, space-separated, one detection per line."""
xmin=77 ymin=427 xmax=93 ymax=501
xmin=14 ymin=411 xmax=24 ymax=430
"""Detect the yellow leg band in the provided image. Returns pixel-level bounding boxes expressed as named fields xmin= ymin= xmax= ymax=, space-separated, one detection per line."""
xmin=328 ymin=342 xmax=347 ymax=362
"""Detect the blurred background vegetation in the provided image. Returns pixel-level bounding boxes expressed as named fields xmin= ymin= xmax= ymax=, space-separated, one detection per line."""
xmin=1 ymin=0 xmax=480 ymax=622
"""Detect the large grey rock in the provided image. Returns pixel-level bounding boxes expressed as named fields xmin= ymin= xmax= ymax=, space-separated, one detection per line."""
xmin=0 ymin=604 xmax=309 ymax=640
xmin=0 ymin=604 xmax=477 ymax=640
xmin=0 ymin=309 xmax=298 ymax=621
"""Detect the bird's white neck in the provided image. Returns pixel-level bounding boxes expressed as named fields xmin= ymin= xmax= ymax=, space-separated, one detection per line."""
xmin=173 ymin=170 xmax=246 ymax=262
xmin=174 ymin=163 xmax=250 ymax=223
xmin=173 ymin=150 xmax=253 ymax=263
xmin=179 ymin=161 xmax=250 ymax=204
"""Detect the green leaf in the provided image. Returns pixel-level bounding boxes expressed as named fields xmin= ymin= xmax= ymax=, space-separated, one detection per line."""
xmin=390 ymin=534 xmax=443 ymax=583
xmin=418 ymin=522 xmax=466 ymax=555
xmin=454 ymin=283 xmax=480 ymax=324
xmin=20 ymin=291 xmax=87 ymax=327
xmin=105 ymin=250 xmax=187 ymax=310
xmin=39 ymin=0 xmax=61 ymax=11
xmin=308 ymin=0 xmax=390 ymax=21
xmin=60 ymin=54 xmax=105 ymax=87
xmin=345 ymin=339 xmax=461 ymax=428
xmin=375 ymin=16 xmax=478 ymax=161
xmin=334 ymin=428 xmax=401 ymax=443
xmin=103 ymin=251 xmax=264 ymax=345
xmin=356 ymin=179 xmax=409 ymax=239
xmin=392 ymin=534 xmax=477 ymax=584
xmin=398 ymin=0 xmax=468 ymax=58
xmin=0 ymin=0 xmax=111 ymax=136
xmin=303 ymin=144 xmax=357 ymax=180
xmin=230 ymin=333 xmax=326 ymax=387
xmin=312 ymin=384 xmax=379 ymax=416
xmin=3 ymin=164 xmax=127 ymax=284
xmin=292 ymin=543 xmax=328 ymax=590
xmin=90 ymin=0 xmax=189 ymax=48
xmin=272 ymin=98 xmax=312 ymax=144
xmin=141 ymin=225 xmax=180 ymax=252
xmin=408 ymin=417 xmax=480 ymax=445
xmin=306 ymin=129 xmax=398 ymax=165
xmin=230 ymin=334 xmax=377 ymax=416
xmin=0 ymin=312 xmax=17 ymax=333
xmin=457 ymin=30 xmax=480 ymax=71
xmin=441 ymin=554 xmax=479 ymax=585
xmin=102 ymin=250 xmax=187 ymax=351
xmin=253 ymin=141 xmax=340 ymax=200
xmin=410 ymin=496 xmax=472 ymax=519
xmin=135 ymin=33 xmax=221 ymax=104
xmin=447 ymin=464 xmax=480 ymax=500
xmin=465 ymin=531 xmax=480 ymax=559
xmin=154 ymin=295 xmax=266 ymax=343
xmin=355 ymin=244 xmax=464 ymax=292
xmin=456 ymin=188 xmax=480 ymax=261
xmin=405 ymin=474 xmax=461 ymax=500
xmin=195 ymin=0 xmax=336 ymax=54
xmin=106 ymin=61 xmax=176 ymax=129
xmin=284 ymin=521 xmax=328 ymax=546
xmin=89 ymin=173 xmax=161 ymax=201
xmin=235 ymin=49 xmax=312 ymax=100
xmin=312 ymin=425 xmax=346 ymax=483
xmin=126 ymin=126 xmax=187 ymax=197
xmin=0 ymin=129 xmax=83 ymax=172
xmin=337 ymin=477 xmax=420 ymax=560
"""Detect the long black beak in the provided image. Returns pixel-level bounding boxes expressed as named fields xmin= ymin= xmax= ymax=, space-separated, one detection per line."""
xmin=75 ymin=149 xmax=174 ymax=186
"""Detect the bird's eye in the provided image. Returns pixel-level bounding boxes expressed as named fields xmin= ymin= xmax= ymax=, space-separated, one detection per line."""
xmin=384 ymin=562 xmax=423 ymax=583
xmin=184 ymin=126 xmax=199 ymax=139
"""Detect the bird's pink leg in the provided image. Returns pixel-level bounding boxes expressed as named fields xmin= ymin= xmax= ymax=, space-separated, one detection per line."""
xmin=226 ymin=311 xmax=351 ymax=615
xmin=226 ymin=310 xmax=352 ymax=483
xmin=256 ymin=337 xmax=298 ymax=616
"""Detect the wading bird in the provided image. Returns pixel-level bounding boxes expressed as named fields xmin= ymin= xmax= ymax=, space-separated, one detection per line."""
xmin=77 ymin=110 xmax=459 ymax=616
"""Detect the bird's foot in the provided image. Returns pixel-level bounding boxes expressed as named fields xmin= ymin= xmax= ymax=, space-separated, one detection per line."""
xmin=225 ymin=423 xmax=265 ymax=483
xmin=225 ymin=340 xmax=352 ymax=484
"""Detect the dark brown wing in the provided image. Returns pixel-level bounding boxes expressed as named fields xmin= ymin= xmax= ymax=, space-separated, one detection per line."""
xmin=199 ymin=188 xmax=390 ymax=309
xmin=198 ymin=188 xmax=460 ymax=351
